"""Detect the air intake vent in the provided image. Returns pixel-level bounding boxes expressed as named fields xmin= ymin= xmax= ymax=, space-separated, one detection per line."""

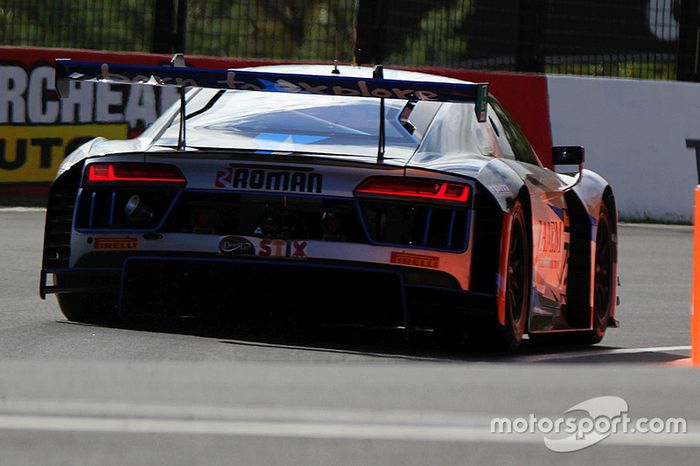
xmin=358 ymin=199 xmax=470 ymax=251
xmin=42 ymin=163 xmax=83 ymax=269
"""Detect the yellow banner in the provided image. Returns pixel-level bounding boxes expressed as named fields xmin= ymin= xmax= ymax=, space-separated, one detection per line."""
xmin=0 ymin=124 xmax=128 ymax=183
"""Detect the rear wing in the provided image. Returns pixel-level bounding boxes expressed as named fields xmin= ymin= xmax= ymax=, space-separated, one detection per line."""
xmin=55 ymin=59 xmax=489 ymax=121
xmin=54 ymin=58 xmax=489 ymax=161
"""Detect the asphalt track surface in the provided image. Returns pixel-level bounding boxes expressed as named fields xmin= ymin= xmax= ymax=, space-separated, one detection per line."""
xmin=0 ymin=209 xmax=698 ymax=465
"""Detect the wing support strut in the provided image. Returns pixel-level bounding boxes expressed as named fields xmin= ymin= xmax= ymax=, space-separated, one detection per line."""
xmin=171 ymin=54 xmax=188 ymax=152
xmin=374 ymin=65 xmax=385 ymax=164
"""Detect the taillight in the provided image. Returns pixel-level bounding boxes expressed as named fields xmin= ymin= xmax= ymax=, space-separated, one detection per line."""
xmin=354 ymin=177 xmax=470 ymax=203
xmin=84 ymin=163 xmax=186 ymax=186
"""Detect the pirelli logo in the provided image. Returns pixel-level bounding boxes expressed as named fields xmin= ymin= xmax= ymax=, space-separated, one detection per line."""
xmin=93 ymin=237 xmax=138 ymax=250
xmin=390 ymin=252 xmax=440 ymax=269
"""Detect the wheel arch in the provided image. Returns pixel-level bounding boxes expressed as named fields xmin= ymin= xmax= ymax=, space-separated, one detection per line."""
xmin=516 ymin=185 xmax=533 ymax=246
xmin=601 ymin=186 xmax=619 ymax=325
xmin=603 ymin=186 xmax=618 ymax=236
xmin=516 ymin=186 xmax=534 ymax=331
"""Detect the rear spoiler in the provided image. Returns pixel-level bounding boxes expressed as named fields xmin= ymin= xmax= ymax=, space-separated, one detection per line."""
xmin=55 ymin=59 xmax=489 ymax=120
xmin=54 ymin=57 xmax=489 ymax=161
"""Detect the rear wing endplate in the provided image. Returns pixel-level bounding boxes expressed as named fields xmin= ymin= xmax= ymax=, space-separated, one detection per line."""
xmin=54 ymin=59 xmax=489 ymax=122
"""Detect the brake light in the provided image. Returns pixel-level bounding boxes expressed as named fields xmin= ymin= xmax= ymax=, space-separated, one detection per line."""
xmin=355 ymin=177 xmax=470 ymax=202
xmin=85 ymin=163 xmax=186 ymax=185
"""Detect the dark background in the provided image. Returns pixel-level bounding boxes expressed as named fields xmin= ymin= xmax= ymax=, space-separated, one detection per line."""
xmin=1 ymin=0 xmax=699 ymax=80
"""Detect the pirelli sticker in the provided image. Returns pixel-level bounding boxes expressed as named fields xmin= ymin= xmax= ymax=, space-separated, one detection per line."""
xmin=93 ymin=236 xmax=138 ymax=250
xmin=390 ymin=252 xmax=440 ymax=269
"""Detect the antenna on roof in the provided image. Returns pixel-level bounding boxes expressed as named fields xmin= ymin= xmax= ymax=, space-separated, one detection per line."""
xmin=171 ymin=53 xmax=187 ymax=151
xmin=171 ymin=53 xmax=186 ymax=67
xmin=373 ymin=65 xmax=385 ymax=163
xmin=332 ymin=27 xmax=340 ymax=74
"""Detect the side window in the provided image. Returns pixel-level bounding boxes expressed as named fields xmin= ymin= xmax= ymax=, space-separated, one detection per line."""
xmin=490 ymin=99 xmax=541 ymax=166
xmin=487 ymin=106 xmax=515 ymax=161
xmin=415 ymin=102 xmax=501 ymax=158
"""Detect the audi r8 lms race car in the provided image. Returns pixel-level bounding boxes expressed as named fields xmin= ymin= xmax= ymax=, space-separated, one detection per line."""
xmin=40 ymin=58 xmax=618 ymax=350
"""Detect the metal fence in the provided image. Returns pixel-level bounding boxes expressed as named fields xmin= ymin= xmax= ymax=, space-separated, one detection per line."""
xmin=0 ymin=0 xmax=155 ymax=52
xmin=185 ymin=0 xmax=356 ymax=60
xmin=0 ymin=0 xmax=695 ymax=81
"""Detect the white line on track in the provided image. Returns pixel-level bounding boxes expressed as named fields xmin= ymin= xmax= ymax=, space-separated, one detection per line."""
xmin=0 ymin=409 xmax=696 ymax=447
xmin=518 ymin=345 xmax=691 ymax=363
xmin=0 ymin=398 xmax=687 ymax=447
xmin=619 ymin=222 xmax=691 ymax=230
xmin=0 ymin=207 xmax=45 ymax=212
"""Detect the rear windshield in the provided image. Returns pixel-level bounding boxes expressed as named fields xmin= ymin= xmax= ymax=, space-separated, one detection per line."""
xmin=154 ymin=90 xmax=433 ymax=158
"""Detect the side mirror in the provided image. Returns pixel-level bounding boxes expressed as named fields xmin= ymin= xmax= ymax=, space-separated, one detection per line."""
xmin=552 ymin=146 xmax=585 ymax=167
xmin=552 ymin=146 xmax=585 ymax=189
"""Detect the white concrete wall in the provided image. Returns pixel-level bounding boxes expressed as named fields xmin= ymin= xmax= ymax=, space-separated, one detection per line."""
xmin=547 ymin=75 xmax=700 ymax=222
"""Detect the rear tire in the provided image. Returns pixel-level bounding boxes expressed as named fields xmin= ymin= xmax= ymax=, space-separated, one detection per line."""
xmin=493 ymin=200 xmax=530 ymax=351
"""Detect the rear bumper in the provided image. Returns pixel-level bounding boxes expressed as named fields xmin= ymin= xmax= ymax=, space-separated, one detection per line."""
xmin=41 ymin=255 xmax=496 ymax=329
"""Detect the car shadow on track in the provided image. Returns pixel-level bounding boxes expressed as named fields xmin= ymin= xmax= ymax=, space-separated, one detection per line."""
xmin=58 ymin=316 xmax=690 ymax=364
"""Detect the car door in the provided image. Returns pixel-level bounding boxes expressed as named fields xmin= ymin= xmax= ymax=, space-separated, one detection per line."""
xmin=488 ymin=100 xmax=572 ymax=331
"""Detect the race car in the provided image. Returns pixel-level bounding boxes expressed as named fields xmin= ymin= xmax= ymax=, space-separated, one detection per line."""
xmin=40 ymin=58 xmax=618 ymax=350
